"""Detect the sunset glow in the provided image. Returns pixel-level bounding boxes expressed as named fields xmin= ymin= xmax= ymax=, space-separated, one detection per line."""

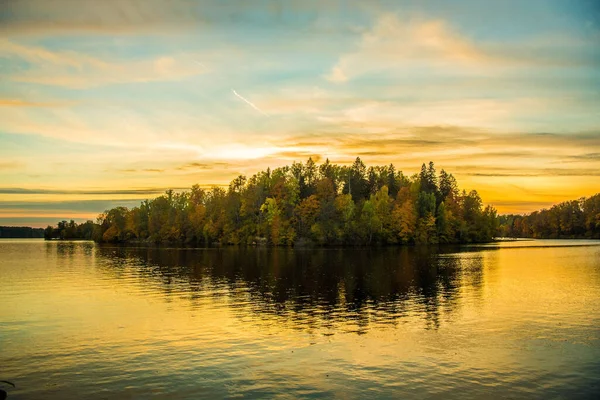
xmin=1 ymin=0 xmax=599 ymax=226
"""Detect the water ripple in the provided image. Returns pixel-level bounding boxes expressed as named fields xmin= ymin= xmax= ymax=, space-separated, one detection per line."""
xmin=1 ymin=240 xmax=600 ymax=399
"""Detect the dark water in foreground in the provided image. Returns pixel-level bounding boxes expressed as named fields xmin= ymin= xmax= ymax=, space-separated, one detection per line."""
xmin=1 ymin=239 xmax=600 ymax=399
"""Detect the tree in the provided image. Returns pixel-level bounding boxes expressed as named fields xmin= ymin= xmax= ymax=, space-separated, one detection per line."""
xmin=387 ymin=164 xmax=399 ymax=198
xmin=60 ymin=158 xmax=506 ymax=246
xmin=44 ymin=225 xmax=54 ymax=240
xmin=334 ymin=193 xmax=355 ymax=242
xmin=360 ymin=200 xmax=378 ymax=245
xmin=372 ymin=185 xmax=392 ymax=242
xmin=319 ymin=158 xmax=339 ymax=193
xmin=261 ymin=198 xmax=282 ymax=245
xmin=294 ymin=195 xmax=320 ymax=238
xmin=304 ymin=157 xmax=318 ymax=197
xmin=391 ymin=198 xmax=417 ymax=243
xmin=419 ymin=161 xmax=438 ymax=196
xmin=417 ymin=192 xmax=436 ymax=219
xmin=415 ymin=213 xmax=437 ymax=244
xmin=436 ymin=202 xmax=450 ymax=243
xmin=439 ymin=169 xmax=458 ymax=202
xmin=344 ymin=157 xmax=368 ymax=202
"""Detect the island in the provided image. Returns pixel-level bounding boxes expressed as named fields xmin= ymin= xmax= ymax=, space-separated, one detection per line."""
xmin=41 ymin=158 xmax=600 ymax=246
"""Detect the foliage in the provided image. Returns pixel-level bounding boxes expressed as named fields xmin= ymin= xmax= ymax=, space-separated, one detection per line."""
xmin=0 ymin=226 xmax=44 ymax=238
xmin=498 ymin=194 xmax=600 ymax=239
xmin=47 ymin=159 xmax=500 ymax=245
xmin=43 ymin=220 xmax=96 ymax=240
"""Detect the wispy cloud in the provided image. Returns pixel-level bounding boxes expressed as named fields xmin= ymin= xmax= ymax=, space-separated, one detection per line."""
xmin=0 ymin=161 xmax=25 ymax=170
xmin=325 ymin=12 xmax=600 ymax=84
xmin=176 ymin=162 xmax=231 ymax=171
xmin=267 ymin=151 xmax=323 ymax=163
xmin=325 ymin=14 xmax=489 ymax=83
xmin=0 ymin=0 xmax=332 ymax=36
xmin=0 ymin=0 xmax=208 ymax=35
xmin=1 ymin=38 xmax=208 ymax=88
xmin=232 ymin=89 xmax=268 ymax=116
xmin=459 ymin=169 xmax=600 ymax=177
xmin=0 ymin=98 xmax=78 ymax=107
xmin=486 ymin=200 xmax=558 ymax=214
xmin=271 ymin=127 xmax=600 ymax=180
xmin=0 ymin=199 xmax=144 ymax=212
xmin=564 ymin=152 xmax=600 ymax=161
xmin=0 ymin=188 xmax=185 ymax=195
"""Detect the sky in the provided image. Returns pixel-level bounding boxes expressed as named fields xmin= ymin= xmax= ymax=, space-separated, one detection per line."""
xmin=1 ymin=0 xmax=599 ymax=227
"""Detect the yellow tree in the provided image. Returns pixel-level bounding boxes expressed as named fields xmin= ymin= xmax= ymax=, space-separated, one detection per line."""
xmin=294 ymin=195 xmax=320 ymax=238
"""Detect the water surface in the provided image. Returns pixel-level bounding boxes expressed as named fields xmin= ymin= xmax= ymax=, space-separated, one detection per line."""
xmin=1 ymin=239 xmax=600 ymax=399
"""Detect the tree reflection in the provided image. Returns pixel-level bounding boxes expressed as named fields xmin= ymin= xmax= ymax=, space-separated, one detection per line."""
xmin=95 ymin=245 xmax=485 ymax=332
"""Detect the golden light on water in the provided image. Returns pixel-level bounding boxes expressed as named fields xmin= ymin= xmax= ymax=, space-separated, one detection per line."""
xmin=2 ymin=240 xmax=600 ymax=398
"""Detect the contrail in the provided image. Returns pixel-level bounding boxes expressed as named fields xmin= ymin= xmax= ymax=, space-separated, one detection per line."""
xmin=232 ymin=89 xmax=268 ymax=116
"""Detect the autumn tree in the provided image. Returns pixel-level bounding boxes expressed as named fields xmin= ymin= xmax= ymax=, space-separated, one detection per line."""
xmin=80 ymin=158 xmax=505 ymax=246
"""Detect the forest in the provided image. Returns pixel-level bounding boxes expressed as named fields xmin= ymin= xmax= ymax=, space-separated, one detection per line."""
xmin=498 ymin=194 xmax=600 ymax=239
xmin=0 ymin=226 xmax=44 ymax=238
xmin=46 ymin=158 xmax=499 ymax=246
xmin=44 ymin=220 xmax=96 ymax=241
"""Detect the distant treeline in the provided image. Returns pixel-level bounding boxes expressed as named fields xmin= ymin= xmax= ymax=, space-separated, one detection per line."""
xmin=46 ymin=159 xmax=499 ymax=246
xmin=44 ymin=220 xmax=96 ymax=240
xmin=0 ymin=226 xmax=44 ymax=238
xmin=498 ymin=194 xmax=600 ymax=239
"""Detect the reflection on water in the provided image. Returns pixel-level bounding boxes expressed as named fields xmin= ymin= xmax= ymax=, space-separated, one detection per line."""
xmin=96 ymin=246 xmax=485 ymax=333
xmin=1 ymin=239 xmax=600 ymax=399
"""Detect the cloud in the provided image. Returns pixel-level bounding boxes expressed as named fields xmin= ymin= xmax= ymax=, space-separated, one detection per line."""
xmin=0 ymin=188 xmax=186 ymax=195
xmin=0 ymin=199 xmax=144 ymax=212
xmin=176 ymin=162 xmax=231 ymax=171
xmin=460 ymin=169 xmax=600 ymax=177
xmin=271 ymin=127 xmax=600 ymax=178
xmin=0 ymin=0 xmax=357 ymax=36
xmin=326 ymin=14 xmax=489 ymax=83
xmin=115 ymin=162 xmax=233 ymax=173
xmin=302 ymin=96 xmax=592 ymax=133
xmin=282 ymin=124 xmax=600 ymax=154
xmin=487 ymin=200 xmax=559 ymax=214
xmin=0 ymin=98 xmax=78 ymax=107
xmin=257 ymin=86 xmax=376 ymax=118
xmin=0 ymin=106 xmax=153 ymax=147
xmin=326 ymin=66 xmax=348 ymax=83
xmin=267 ymin=151 xmax=323 ymax=163
xmin=0 ymin=38 xmax=207 ymax=88
xmin=0 ymin=0 xmax=206 ymax=35
xmin=564 ymin=152 xmax=600 ymax=161
xmin=325 ymin=13 xmax=600 ymax=84
xmin=0 ymin=161 xmax=25 ymax=170
xmin=0 ymin=102 xmax=238 ymax=150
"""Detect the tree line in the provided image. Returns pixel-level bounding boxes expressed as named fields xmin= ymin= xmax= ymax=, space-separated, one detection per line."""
xmin=0 ymin=226 xmax=44 ymax=238
xmin=44 ymin=220 xmax=96 ymax=240
xmin=44 ymin=158 xmax=497 ymax=246
xmin=498 ymin=194 xmax=600 ymax=239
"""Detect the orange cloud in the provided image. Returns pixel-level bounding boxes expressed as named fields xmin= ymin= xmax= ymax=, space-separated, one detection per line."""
xmin=0 ymin=98 xmax=77 ymax=107
xmin=0 ymin=210 xmax=98 ymax=219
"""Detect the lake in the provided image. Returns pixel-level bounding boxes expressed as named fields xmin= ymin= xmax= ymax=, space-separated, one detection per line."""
xmin=1 ymin=239 xmax=599 ymax=399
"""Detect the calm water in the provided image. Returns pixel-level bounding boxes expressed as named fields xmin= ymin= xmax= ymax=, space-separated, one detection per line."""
xmin=1 ymin=240 xmax=600 ymax=399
